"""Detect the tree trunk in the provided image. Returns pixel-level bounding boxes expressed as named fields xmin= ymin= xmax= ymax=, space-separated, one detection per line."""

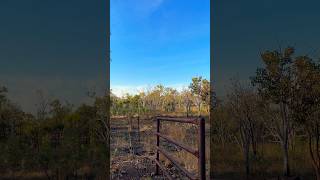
xmin=280 ymin=102 xmax=290 ymax=177
xmin=308 ymin=130 xmax=320 ymax=180
xmin=316 ymin=169 xmax=320 ymax=180
xmin=240 ymin=124 xmax=250 ymax=179
xmin=244 ymin=145 xmax=250 ymax=179
xmin=186 ymin=105 xmax=189 ymax=117
xmin=283 ymin=142 xmax=290 ymax=177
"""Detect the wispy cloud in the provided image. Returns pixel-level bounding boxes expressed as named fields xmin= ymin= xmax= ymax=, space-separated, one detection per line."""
xmin=111 ymin=85 xmax=149 ymax=97
xmin=140 ymin=0 xmax=165 ymax=14
xmin=112 ymin=0 xmax=165 ymax=21
xmin=126 ymin=0 xmax=165 ymax=18
xmin=111 ymin=83 xmax=188 ymax=97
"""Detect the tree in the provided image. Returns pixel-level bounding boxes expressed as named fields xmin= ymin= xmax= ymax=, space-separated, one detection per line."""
xmin=93 ymin=94 xmax=110 ymax=179
xmin=35 ymin=90 xmax=50 ymax=121
xmin=251 ymin=47 xmax=295 ymax=177
xmin=163 ymin=87 xmax=178 ymax=112
xmin=189 ymin=77 xmax=203 ymax=115
xmin=201 ymin=79 xmax=210 ymax=113
xmin=289 ymin=56 xmax=320 ymax=179
xmin=227 ymin=80 xmax=262 ymax=177
xmin=189 ymin=76 xmax=210 ymax=115
xmin=181 ymin=89 xmax=193 ymax=117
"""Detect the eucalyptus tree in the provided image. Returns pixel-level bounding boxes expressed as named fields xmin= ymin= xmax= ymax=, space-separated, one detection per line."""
xmin=289 ymin=55 xmax=320 ymax=179
xmin=189 ymin=76 xmax=210 ymax=115
xmin=189 ymin=76 xmax=203 ymax=115
xmin=181 ymin=88 xmax=193 ymax=117
xmin=251 ymin=47 xmax=295 ymax=176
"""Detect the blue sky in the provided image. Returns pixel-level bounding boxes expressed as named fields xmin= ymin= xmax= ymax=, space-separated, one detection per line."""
xmin=110 ymin=0 xmax=210 ymax=96
xmin=2 ymin=0 xmax=320 ymax=111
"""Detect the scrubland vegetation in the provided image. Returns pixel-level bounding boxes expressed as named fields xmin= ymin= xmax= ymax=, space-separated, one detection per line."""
xmin=110 ymin=76 xmax=211 ymax=179
xmin=211 ymin=47 xmax=320 ymax=179
xmin=2 ymin=46 xmax=320 ymax=179
xmin=111 ymin=76 xmax=210 ymax=117
xmin=0 ymin=89 xmax=109 ymax=179
xmin=111 ymin=47 xmax=320 ymax=179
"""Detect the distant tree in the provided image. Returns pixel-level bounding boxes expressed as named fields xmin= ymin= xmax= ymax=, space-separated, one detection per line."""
xmin=201 ymin=79 xmax=210 ymax=113
xmin=181 ymin=89 xmax=193 ymax=117
xmin=189 ymin=76 xmax=210 ymax=115
xmin=163 ymin=87 xmax=178 ymax=112
xmin=35 ymin=90 xmax=50 ymax=121
xmin=144 ymin=85 xmax=164 ymax=114
xmin=0 ymin=86 xmax=8 ymax=103
xmin=189 ymin=77 xmax=203 ymax=115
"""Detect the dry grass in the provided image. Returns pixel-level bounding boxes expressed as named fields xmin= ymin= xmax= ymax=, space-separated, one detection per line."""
xmin=111 ymin=116 xmax=211 ymax=178
xmin=211 ymin=141 xmax=314 ymax=179
xmin=159 ymin=120 xmax=210 ymax=177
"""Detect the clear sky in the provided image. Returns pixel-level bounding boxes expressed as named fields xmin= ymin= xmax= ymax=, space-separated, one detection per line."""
xmin=110 ymin=0 xmax=210 ymax=96
xmin=0 ymin=0 xmax=106 ymax=113
xmin=3 ymin=0 xmax=319 ymax=111
xmin=213 ymin=0 xmax=320 ymax=96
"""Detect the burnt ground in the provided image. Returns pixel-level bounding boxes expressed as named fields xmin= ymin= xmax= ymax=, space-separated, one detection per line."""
xmin=111 ymin=155 xmax=160 ymax=179
xmin=110 ymin=117 xmax=307 ymax=180
xmin=110 ymin=117 xmax=157 ymax=179
xmin=111 ymin=155 xmax=191 ymax=180
xmin=110 ymin=117 xmax=190 ymax=180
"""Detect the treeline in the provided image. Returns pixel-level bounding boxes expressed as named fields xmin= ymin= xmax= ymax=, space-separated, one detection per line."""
xmin=3 ymin=46 xmax=320 ymax=179
xmin=212 ymin=47 xmax=320 ymax=179
xmin=0 ymin=87 xmax=109 ymax=179
xmin=111 ymin=77 xmax=211 ymax=117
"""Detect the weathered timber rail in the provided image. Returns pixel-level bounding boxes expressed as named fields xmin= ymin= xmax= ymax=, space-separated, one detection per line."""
xmin=153 ymin=116 xmax=206 ymax=180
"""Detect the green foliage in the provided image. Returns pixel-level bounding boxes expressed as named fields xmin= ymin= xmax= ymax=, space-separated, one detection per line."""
xmin=251 ymin=47 xmax=294 ymax=104
xmin=110 ymin=77 xmax=211 ymax=117
xmin=0 ymin=90 xmax=109 ymax=178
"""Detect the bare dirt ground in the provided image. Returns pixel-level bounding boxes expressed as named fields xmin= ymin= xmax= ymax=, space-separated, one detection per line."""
xmin=110 ymin=116 xmax=158 ymax=179
xmin=110 ymin=116 xmax=191 ymax=180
